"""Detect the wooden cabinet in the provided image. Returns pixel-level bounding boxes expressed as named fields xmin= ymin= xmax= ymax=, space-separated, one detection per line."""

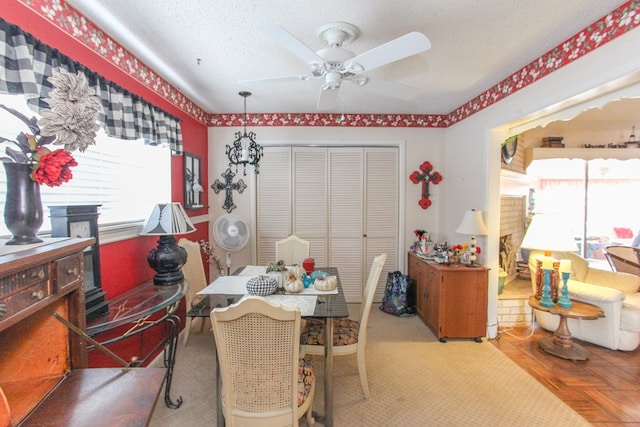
xmin=408 ymin=252 xmax=488 ymax=342
xmin=0 ymin=238 xmax=166 ymax=426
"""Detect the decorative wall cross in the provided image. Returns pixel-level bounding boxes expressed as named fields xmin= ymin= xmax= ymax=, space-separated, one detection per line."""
xmin=409 ymin=161 xmax=443 ymax=209
xmin=212 ymin=168 xmax=247 ymax=213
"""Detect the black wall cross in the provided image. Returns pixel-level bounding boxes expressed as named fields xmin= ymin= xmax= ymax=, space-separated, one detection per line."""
xmin=212 ymin=168 xmax=247 ymax=213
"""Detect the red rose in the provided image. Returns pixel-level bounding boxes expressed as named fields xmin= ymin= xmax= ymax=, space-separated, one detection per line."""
xmin=31 ymin=148 xmax=78 ymax=187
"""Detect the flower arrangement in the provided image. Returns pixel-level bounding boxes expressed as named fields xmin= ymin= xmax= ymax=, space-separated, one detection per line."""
xmin=0 ymin=69 xmax=101 ymax=187
xmin=414 ymin=229 xmax=429 ymax=241
xmin=199 ymin=240 xmax=225 ymax=277
xmin=410 ymin=229 xmax=431 ymax=253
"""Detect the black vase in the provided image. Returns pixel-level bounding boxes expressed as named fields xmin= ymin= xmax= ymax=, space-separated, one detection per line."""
xmin=3 ymin=162 xmax=44 ymax=245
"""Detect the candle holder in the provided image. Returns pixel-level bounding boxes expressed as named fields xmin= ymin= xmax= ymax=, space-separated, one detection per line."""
xmin=535 ymin=259 xmax=543 ymax=299
xmin=539 ymin=268 xmax=555 ymax=307
xmin=551 ymin=261 xmax=560 ymax=303
xmin=557 ymin=271 xmax=573 ymax=308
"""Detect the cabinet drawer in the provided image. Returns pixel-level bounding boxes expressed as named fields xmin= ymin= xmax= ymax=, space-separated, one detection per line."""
xmin=54 ymin=254 xmax=84 ymax=292
xmin=0 ymin=264 xmax=48 ymax=299
xmin=0 ymin=281 xmax=50 ymax=321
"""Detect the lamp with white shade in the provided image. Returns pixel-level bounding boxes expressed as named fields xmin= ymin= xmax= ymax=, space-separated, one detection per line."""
xmin=520 ymin=213 xmax=579 ymax=306
xmin=455 ymin=209 xmax=488 ymax=266
xmin=140 ymin=202 xmax=196 ymax=286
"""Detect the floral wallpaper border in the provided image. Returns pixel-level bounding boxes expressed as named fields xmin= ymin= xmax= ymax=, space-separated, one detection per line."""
xmin=16 ymin=0 xmax=640 ymax=128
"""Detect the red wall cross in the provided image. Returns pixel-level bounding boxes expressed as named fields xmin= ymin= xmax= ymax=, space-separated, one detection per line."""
xmin=410 ymin=161 xmax=443 ymax=209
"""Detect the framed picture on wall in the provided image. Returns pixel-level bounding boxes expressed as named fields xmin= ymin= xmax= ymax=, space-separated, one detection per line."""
xmin=184 ymin=152 xmax=203 ymax=209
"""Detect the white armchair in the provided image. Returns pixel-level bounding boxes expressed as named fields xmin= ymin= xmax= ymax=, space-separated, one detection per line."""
xmin=529 ymin=252 xmax=640 ymax=351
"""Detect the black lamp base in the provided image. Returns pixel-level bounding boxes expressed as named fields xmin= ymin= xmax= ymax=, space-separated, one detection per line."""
xmin=147 ymin=235 xmax=187 ymax=286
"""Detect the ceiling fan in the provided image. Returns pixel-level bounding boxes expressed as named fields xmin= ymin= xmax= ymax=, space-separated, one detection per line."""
xmin=240 ymin=22 xmax=431 ymax=110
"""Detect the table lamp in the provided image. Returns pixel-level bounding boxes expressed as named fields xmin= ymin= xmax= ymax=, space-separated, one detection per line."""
xmin=455 ymin=209 xmax=488 ymax=266
xmin=140 ymin=202 xmax=196 ymax=285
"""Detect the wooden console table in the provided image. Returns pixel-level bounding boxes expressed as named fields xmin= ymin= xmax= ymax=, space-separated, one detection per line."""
xmin=529 ymin=296 xmax=604 ymax=360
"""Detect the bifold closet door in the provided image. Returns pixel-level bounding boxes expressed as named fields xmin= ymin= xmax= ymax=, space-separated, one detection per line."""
xmin=256 ymin=145 xmax=399 ymax=303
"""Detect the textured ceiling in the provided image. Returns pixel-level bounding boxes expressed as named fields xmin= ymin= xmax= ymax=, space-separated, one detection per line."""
xmin=65 ymin=0 xmax=626 ymax=116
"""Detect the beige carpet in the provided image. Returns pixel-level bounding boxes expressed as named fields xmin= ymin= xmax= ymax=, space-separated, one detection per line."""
xmin=150 ymin=306 xmax=590 ymax=426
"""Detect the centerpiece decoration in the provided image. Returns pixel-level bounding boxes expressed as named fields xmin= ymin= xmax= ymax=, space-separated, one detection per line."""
xmin=1 ymin=69 xmax=101 ymax=244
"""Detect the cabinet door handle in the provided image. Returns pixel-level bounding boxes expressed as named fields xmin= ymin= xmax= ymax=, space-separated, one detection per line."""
xmin=67 ymin=267 xmax=79 ymax=276
xmin=0 ymin=303 xmax=6 ymax=317
xmin=32 ymin=269 xmax=45 ymax=280
xmin=424 ymin=288 xmax=429 ymax=299
xmin=31 ymin=290 xmax=45 ymax=300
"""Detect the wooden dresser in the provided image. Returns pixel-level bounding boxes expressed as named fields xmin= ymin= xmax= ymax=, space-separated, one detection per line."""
xmin=0 ymin=238 xmax=166 ymax=426
xmin=408 ymin=252 xmax=489 ymax=342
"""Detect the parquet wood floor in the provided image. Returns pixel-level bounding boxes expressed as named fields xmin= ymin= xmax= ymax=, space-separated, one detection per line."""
xmin=491 ymin=325 xmax=640 ymax=426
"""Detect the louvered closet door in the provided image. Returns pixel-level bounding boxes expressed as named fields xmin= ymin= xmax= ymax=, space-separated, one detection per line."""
xmin=292 ymin=147 xmax=328 ymax=267
xmin=256 ymin=145 xmax=399 ymax=303
xmin=256 ymin=146 xmax=291 ymax=265
xmin=364 ymin=148 xmax=399 ymax=302
xmin=328 ymin=148 xmax=364 ymax=302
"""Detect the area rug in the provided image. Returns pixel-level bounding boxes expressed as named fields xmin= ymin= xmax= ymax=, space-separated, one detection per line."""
xmin=150 ymin=307 xmax=589 ymax=426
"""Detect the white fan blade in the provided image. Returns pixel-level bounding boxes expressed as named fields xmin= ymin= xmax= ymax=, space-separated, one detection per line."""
xmin=362 ymin=77 xmax=422 ymax=100
xmin=239 ymin=74 xmax=315 ymax=85
xmin=346 ymin=32 xmax=431 ymax=73
xmin=317 ymin=87 xmax=340 ymax=111
xmin=260 ymin=24 xmax=326 ymax=66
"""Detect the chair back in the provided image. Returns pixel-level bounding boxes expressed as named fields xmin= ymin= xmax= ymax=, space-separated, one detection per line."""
xmin=178 ymin=238 xmax=208 ymax=307
xmin=358 ymin=253 xmax=387 ymax=350
xmin=210 ymin=297 xmax=302 ymax=426
xmin=275 ymin=234 xmax=310 ymax=265
xmin=605 ymin=245 xmax=640 ymax=276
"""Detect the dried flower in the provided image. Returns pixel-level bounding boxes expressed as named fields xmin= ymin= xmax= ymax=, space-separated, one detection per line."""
xmin=0 ymin=69 xmax=100 ymax=187
xmin=38 ymin=69 xmax=101 ymax=153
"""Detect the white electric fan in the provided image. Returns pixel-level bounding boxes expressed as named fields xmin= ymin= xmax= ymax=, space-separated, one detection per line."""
xmin=213 ymin=214 xmax=250 ymax=274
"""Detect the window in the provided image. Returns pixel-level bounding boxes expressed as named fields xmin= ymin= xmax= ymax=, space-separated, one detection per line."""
xmin=0 ymin=93 xmax=171 ymax=239
xmin=527 ymin=157 xmax=640 ymax=259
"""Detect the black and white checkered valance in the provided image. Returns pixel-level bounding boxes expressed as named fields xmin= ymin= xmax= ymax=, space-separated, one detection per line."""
xmin=0 ymin=18 xmax=182 ymax=153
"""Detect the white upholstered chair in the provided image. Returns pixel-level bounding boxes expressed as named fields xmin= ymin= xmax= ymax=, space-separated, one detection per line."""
xmin=300 ymin=253 xmax=387 ymax=400
xmin=178 ymin=238 xmax=208 ymax=346
xmin=210 ymin=297 xmax=315 ymax=426
xmin=275 ymin=234 xmax=310 ymax=265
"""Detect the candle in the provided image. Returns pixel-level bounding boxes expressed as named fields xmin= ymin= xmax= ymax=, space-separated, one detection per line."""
xmin=241 ymin=148 xmax=248 ymax=161
xmin=541 ymin=256 xmax=554 ymax=270
xmin=559 ymin=260 xmax=572 ymax=273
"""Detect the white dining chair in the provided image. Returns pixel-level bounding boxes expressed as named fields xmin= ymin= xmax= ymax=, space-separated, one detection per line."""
xmin=210 ymin=296 xmax=315 ymax=426
xmin=178 ymin=238 xmax=208 ymax=346
xmin=300 ymin=253 xmax=387 ymax=399
xmin=275 ymin=234 xmax=310 ymax=265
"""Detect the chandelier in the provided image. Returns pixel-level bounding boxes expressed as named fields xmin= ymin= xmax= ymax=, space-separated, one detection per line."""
xmin=226 ymin=91 xmax=263 ymax=175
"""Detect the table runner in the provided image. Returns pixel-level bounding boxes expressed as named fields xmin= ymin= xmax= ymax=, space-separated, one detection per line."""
xmin=198 ymin=271 xmax=339 ymax=295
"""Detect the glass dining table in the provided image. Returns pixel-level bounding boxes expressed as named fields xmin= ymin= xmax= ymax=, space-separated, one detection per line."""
xmin=186 ymin=266 xmax=349 ymax=427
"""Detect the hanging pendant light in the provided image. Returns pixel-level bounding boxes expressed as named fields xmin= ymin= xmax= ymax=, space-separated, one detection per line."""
xmin=226 ymin=91 xmax=263 ymax=175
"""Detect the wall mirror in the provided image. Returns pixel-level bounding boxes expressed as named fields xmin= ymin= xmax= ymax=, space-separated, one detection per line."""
xmin=184 ymin=152 xmax=203 ymax=209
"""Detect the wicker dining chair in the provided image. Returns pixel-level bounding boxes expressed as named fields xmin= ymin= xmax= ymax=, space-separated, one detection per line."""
xmin=210 ymin=296 xmax=315 ymax=426
xmin=300 ymin=253 xmax=387 ymax=400
xmin=275 ymin=234 xmax=310 ymax=265
xmin=605 ymin=245 xmax=640 ymax=277
xmin=178 ymin=238 xmax=208 ymax=346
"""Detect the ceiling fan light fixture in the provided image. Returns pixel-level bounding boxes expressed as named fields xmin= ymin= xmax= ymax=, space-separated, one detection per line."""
xmin=225 ymin=91 xmax=263 ymax=175
xmin=324 ymin=72 xmax=342 ymax=89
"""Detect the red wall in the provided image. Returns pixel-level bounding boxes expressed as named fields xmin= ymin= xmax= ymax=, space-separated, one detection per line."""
xmin=1 ymin=2 xmax=210 ymax=365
